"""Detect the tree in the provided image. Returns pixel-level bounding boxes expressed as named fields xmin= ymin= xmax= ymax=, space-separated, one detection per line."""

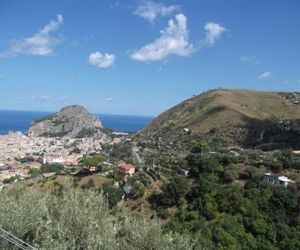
xmin=160 ymin=175 xmax=189 ymax=207
xmin=41 ymin=163 xmax=64 ymax=174
xmin=80 ymin=155 xmax=105 ymax=167
xmin=223 ymin=164 xmax=239 ymax=183
xmin=102 ymin=183 xmax=123 ymax=208
xmin=188 ymin=156 xmax=220 ymax=178
xmin=191 ymin=138 xmax=209 ymax=157
xmin=216 ymin=185 xmax=243 ymax=214
xmin=149 ymin=175 xmax=189 ymax=208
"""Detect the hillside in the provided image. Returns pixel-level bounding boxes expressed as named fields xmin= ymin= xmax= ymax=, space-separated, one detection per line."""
xmin=138 ymin=89 xmax=300 ymax=151
xmin=28 ymin=105 xmax=108 ymax=139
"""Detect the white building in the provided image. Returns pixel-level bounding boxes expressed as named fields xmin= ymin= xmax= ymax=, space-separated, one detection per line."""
xmin=263 ymin=173 xmax=294 ymax=187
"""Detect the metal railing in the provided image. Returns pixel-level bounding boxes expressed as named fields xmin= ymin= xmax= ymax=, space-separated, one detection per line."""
xmin=0 ymin=227 xmax=36 ymax=249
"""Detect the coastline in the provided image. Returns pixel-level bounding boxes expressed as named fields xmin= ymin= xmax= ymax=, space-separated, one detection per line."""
xmin=0 ymin=110 xmax=154 ymax=134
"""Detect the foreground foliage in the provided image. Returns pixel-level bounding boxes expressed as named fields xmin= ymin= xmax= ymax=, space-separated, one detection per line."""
xmin=0 ymin=187 xmax=194 ymax=250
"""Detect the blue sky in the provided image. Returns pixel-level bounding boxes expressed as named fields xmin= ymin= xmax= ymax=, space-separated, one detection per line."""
xmin=0 ymin=0 xmax=300 ymax=116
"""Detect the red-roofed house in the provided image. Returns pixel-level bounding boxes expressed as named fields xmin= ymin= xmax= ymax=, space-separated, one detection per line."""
xmin=118 ymin=163 xmax=135 ymax=180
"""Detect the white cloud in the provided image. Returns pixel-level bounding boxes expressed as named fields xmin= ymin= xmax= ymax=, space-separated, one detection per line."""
xmin=203 ymin=22 xmax=226 ymax=45
xmin=240 ymin=56 xmax=251 ymax=62
xmin=283 ymin=80 xmax=289 ymax=85
xmin=134 ymin=0 xmax=180 ymax=23
xmin=32 ymin=95 xmax=51 ymax=102
xmin=130 ymin=13 xmax=194 ymax=61
xmin=32 ymin=95 xmax=70 ymax=103
xmin=258 ymin=72 xmax=272 ymax=80
xmin=240 ymin=56 xmax=262 ymax=65
xmin=104 ymin=97 xmax=114 ymax=102
xmin=58 ymin=96 xmax=69 ymax=102
xmin=88 ymin=52 xmax=115 ymax=69
xmin=1 ymin=14 xmax=63 ymax=58
xmin=130 ymin=14 xmax=226 ymax=62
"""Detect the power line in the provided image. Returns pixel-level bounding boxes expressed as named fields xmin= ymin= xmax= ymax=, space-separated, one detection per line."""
xmin=0 ymin=228 xmax=36 ymax=249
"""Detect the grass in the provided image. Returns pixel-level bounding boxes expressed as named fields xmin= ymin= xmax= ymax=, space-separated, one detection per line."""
xmin=141 ymin=89 xmax=300 ymax=149
xmin=146 ymin=89 xmax=300 ymax=131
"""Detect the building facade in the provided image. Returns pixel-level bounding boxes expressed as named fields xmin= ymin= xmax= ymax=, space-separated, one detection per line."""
xmin=263 ymin=173 xmax=294 ymax=187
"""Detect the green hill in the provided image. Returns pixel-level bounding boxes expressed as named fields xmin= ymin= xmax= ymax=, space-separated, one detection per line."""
xmin=139 ymin=89 xmax=300 ymax=150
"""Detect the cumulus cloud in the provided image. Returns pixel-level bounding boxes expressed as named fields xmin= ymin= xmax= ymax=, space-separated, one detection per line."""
xmin=258 ymin=72 xmax=272 ymax=80
xmin=130 ymin=13 xmax=194 ymax=61
xmin=130 ymin=14 xmax=226 ymax=62
xmin=1 ymin=14 xmax=63 ymax=58
xmin=134 ymin=0 xmax=180 ymax=23
xmin=88 ymin=52 xmax=115 ymax=69
xmin=203 ymin=22 xmax=226 ymax=45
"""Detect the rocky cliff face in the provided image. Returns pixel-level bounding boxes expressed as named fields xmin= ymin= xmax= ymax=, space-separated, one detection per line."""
xmin=28 ymin=105 xmax=108 ymax=139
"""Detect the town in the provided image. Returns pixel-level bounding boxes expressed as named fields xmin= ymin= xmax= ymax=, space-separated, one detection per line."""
xmin=0 ymin=131 xmax=129 ymax=185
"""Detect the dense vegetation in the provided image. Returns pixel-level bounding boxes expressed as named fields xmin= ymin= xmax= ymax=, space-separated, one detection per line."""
xmin=3 ymin=140 xmax=300 ymax=249
xmin=41 ymin=163 xmax=64 ymax=173
xmin=148 ymin=142 xmax=300 ymax=249
xmin=0 ymin=187 xmax=194 ymax=249
xmin=80 ymin=154 xmax=105 ymax=167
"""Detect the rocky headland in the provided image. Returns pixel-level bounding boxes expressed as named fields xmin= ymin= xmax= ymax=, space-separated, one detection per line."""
xmin=28 ymin=105 xmax=108 ymax=140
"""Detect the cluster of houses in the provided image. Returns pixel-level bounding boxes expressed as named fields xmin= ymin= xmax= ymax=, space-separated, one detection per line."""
xmin=0 ymin=132 xmax=107 ymax=183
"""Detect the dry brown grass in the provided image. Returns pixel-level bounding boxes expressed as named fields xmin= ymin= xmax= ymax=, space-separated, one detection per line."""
xmin=145 ymin=89 xmax=300 ymax=134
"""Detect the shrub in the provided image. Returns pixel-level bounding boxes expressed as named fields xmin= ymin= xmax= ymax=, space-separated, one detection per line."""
xmin=0 ymin=187 xmax=194 ymax=249
xmin=102 ymin=183 xmax=123 ymax=208
xmin=223 ymin=164 xmax=239 ymax=183
xmin=41 ymin=163 xmax=64 ymax=174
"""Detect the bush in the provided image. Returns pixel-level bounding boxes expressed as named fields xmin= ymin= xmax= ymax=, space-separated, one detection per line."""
xmin=150 ymin=176 xmax=189 ymax=208
xmin=28 ymin=168 xmax=41 ymax=177
xmin=41 ymin=163 xmax=64 ymax=174
xmin=131 ymin=182 xmax=146 ymax=199
xmin=223 ymin=164 xmax=239 ymax=183
xmin=80 ymin=155 xmax=105 ymax=167
xmin=0 ymin=187 xmax=194 ymax=249
xmin=102 ymin=183 xmax=123 ymax=208
xmin=156 ymin=206 xmax=169 ymax=219
xmin=2 ymin=176 xmax=18 ymax=184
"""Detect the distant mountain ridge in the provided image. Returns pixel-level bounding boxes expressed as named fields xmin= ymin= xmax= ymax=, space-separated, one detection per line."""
xmin=139 ymin=89 xmax=300 ymax=150
xmin=28 ymin=105 xmax=108 ymax=139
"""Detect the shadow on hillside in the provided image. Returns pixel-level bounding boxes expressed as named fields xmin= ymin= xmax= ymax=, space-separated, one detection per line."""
xmin=242 ymin=116 xmax=300 ymax=150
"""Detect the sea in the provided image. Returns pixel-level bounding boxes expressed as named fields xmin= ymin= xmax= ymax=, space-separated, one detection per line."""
xmin=0 ymin=110 xmax=154 ymax=135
